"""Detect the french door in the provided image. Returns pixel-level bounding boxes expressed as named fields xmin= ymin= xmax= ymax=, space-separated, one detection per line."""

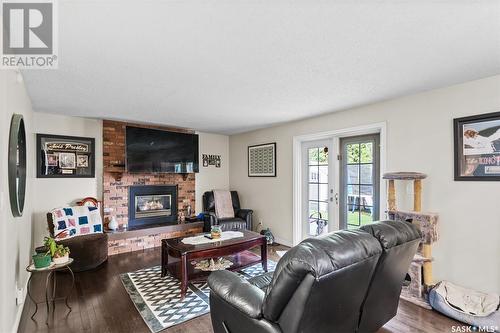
xmin=302 ymin=139 xmax=335 ymax=239
xmin=339 ymin=134 xmax=380 ymax=230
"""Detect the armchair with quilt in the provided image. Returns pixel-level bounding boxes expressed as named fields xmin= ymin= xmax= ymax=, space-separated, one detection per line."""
xmin=202 ymin=191 xmax=253 ymax=232
xmin=47 ymin=204 xmax=108 ymax=272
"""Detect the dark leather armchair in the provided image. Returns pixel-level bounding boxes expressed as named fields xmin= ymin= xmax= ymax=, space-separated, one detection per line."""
xmin=202 ymin=191 xmax=253 ymax=232
xmin=208 ymin=220 xmax=421 ymax=333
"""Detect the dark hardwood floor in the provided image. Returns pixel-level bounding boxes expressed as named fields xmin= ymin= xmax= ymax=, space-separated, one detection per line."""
xmin=18 ymin=245 xmax=460 ymax=333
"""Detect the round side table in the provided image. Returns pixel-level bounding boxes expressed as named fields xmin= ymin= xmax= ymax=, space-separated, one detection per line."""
xmin=26 ymin=258 xmax=75 ymax=325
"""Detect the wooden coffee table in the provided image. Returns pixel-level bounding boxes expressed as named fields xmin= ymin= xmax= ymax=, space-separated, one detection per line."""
xmin=161 ymin=230 xmax=267 ymax=297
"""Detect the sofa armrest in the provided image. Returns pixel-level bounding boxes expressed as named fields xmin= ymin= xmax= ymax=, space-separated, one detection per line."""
xmin=203 ymin=211 xmax=218 ymax=232
xmin=236 ymin=209 xmax=253 ymax=219
xmin=208 ymin=270 xmax=265 ymax=319
xmin=236 ymin=209 xmax=253 ymax=230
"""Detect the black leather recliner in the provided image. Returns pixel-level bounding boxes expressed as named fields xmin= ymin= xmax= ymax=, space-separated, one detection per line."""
xmin=207 ymin=220 xmax=421 ymax=333
xmin=358 ymin=221 xmax=422 ymax=332
xmin=202 ymin=191 xmax=253 ymax=232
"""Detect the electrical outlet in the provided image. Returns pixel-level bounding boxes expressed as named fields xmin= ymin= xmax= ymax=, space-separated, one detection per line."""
xmin=257 ymin=220 xmax=263 ymax=232
xmin=16 ymin=285 xmax=24 ymax=306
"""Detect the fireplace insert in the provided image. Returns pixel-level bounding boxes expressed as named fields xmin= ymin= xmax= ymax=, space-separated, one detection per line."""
xmin=128 ymin=185 xmax=178 ymax=229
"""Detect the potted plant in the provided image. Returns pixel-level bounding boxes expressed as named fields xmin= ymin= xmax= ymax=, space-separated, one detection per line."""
xmin=210 ymin=225 xmax=222 ymax=239
xmin=32 ymin=252 xmax=52 ymax=269
xmin=52 ymin=244 xmax=70 ymax=265
xmin=44 ymin=237 xmax=70 ymax=265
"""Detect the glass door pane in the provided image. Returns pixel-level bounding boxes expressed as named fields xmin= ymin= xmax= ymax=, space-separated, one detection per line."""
xmin=307 ymin=146 xmax=330 ymax=237
xmin=340 ymin=135 xmax=380 ymax=230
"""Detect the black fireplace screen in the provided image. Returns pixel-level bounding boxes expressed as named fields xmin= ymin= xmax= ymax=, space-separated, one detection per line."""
xmin=128 ymin=185 xmax=178 ymax=228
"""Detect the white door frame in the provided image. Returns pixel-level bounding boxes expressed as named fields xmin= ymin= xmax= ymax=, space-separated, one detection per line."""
xmin=292 ymin=122 xmax=387 ymax=246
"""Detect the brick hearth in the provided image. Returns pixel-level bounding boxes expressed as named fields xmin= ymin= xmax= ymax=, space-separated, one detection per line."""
xmin=107 ymin=223 xmax=204 ymax=255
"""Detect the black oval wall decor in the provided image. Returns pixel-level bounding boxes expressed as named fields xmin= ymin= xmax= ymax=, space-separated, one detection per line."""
xmin=8 ymin=114 xmax=27 ymax=217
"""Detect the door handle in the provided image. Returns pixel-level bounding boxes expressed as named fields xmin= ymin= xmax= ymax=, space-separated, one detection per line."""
xmin=330 ymin=192 xmax=339 ymax=204
xmin=329 ymin=188 xmax=334 ymax=202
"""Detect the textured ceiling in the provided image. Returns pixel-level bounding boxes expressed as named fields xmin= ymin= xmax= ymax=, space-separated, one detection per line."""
xmin=22 ymin=0 xmax=500 ymax=134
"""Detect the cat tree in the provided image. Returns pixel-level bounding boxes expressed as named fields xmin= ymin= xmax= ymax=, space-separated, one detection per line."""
xmin=383 ymin=172 xmax=439 ymax=309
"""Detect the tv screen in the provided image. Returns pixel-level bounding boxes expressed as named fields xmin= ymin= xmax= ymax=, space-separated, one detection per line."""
xmin=126 ymin=126 xmax=199 ymax=173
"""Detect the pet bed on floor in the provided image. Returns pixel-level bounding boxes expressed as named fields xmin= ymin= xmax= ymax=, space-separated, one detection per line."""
xmin=429 ymin=281 xmax=500 ymax=332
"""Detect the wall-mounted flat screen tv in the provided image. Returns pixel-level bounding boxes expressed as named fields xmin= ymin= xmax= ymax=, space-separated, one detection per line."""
xmin=126 ymin=126 xmax=199 ymax=173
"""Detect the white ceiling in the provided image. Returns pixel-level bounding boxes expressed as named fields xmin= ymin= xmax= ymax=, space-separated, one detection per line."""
xmin=23 ymin=0 xmax=500 ymax=134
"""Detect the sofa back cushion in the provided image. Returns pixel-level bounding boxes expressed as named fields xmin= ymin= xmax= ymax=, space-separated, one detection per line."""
xmin=203 ymin=191 xmax=241 ymax=212
xmin=49 ymin=206 xmax=103 ymax=240
xmin=262 ymin=229 xmax=382 ymax=332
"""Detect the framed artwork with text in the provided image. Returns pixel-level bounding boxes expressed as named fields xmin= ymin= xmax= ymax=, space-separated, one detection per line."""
xmin=36 ymin=134 xmax=95 ymax=178
xmin=454 ymin=111 xmax=500 ymax=181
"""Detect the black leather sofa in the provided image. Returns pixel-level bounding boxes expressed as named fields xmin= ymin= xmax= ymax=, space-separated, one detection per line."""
xmin=207 ymin=220 xmax=421 ymax=333
xmin=202 ymin=191 xmax=253 ymax=232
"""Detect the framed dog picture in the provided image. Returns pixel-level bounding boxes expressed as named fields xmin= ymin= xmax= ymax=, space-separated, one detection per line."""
xmin=454 ymin=111 xmax=500 ymax=181
xmin=37 ymin=134 xmax=95 ymax=178
xmin=248 ymin=142 xmax=276 ymax=177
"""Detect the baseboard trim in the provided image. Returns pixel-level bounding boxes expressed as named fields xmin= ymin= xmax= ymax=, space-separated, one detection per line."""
xmin=11 ymin=273 xmax=29 ymax=333
xmin=273 ymin=237 xmax=293 ymax=247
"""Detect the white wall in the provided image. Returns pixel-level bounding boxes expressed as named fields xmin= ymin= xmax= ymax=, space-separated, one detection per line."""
xmin=0 ymin=71 xmax=34 ymax=333
xmin=31 ymin=113 xmax=103 ymax=245
xmin=195 ymin=132 xmax=230 ymax=213
xmin=229 ymin=75 xmax=500 ymax=294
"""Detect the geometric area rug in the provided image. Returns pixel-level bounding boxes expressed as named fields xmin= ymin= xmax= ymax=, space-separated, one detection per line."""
xmin=120 ymin=260 xmax=277 ymax=332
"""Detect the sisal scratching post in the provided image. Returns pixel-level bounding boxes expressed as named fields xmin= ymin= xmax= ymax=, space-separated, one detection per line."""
xmin=413 ymin=179 xmax=422 ymax=212
xmin=422 ymin=244 xmax=433 ymax=286
xmin=412 ymin=178 xmax=433 ymax=286
xmin=388 ymin=180 xmax=396 ymax=211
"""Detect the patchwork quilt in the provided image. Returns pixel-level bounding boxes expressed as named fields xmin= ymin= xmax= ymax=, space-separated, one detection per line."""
xmin=51 ymin=206 xmax=103 ymax=240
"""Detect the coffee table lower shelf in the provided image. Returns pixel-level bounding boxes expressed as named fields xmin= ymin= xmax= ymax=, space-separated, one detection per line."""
xmin=165 ymin=250 xmax=264 ymax=284
xmin=161 ymin=231 xmax=268 ymax=297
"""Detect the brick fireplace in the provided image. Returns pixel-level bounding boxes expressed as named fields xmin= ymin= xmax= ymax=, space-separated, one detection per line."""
xmin=103 ymin=120 xmax=196 ymax=230
xmin=103 ymin=120 xmax=202 ymax=255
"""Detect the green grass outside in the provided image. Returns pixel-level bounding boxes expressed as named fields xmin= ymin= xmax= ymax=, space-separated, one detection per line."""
xmin=347 ymin=211 xmax=373 ymax=230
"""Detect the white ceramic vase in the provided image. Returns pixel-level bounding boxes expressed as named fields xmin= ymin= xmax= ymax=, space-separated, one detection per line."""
xmin=108 ymin=217 xmax=119 ymax=230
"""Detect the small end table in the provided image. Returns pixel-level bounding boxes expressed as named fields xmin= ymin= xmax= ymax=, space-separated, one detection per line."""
xmin=26 ymin=258 xmax=75 ymax=325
